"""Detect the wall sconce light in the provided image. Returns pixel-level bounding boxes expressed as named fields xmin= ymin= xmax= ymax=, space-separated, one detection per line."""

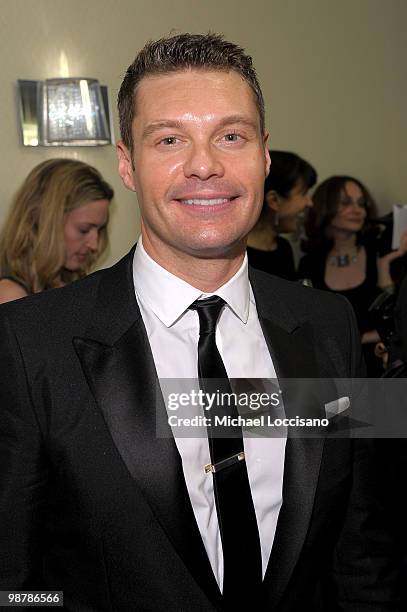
xmin=17 ymin=78 xmax=113 ymax=146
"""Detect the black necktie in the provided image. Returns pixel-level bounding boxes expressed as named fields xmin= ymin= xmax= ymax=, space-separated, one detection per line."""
xmin=190 ymin=295 xmax=262 ymax=605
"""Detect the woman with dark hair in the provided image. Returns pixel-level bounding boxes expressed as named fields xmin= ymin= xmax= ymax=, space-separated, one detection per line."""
xmin=299 ymin=175 xmax=407 ymax=374
xmin=247 ymin=150 xmax=317 ymax=280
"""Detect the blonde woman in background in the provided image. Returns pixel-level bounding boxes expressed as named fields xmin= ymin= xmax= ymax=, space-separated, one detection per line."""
xmin=0 ymin=159 xmax=113 ymax=304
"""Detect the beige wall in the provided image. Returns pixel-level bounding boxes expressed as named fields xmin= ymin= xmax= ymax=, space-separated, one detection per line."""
xmin=0 ymin=0 xmax=406 ymax=268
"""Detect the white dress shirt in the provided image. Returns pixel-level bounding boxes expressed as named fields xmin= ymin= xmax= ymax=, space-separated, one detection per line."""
xmin=133 ymin=238 xmax=286 ymax=591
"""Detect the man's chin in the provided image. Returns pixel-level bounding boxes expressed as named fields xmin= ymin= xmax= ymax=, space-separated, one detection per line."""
xmin=141 ymin=228 xmax=248 ymax=264
xmin=176 ymin=237 xmax=247 ymax=260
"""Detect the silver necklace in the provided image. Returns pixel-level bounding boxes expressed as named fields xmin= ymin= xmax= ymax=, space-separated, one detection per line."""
xmin=328 ymin=248 xmax=358 ymax=267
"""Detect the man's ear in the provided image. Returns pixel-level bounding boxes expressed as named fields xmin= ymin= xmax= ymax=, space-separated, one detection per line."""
xmin=266 ymin=190 xmax=280 ymax=212
xmin=263 ymin=133 xmax=271 ymax=177
xmin=117 ymin=141 xmax=137 ymax=192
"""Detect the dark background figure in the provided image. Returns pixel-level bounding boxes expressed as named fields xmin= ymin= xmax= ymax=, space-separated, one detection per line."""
xmin=247 ymin=150 xmax=316 ymax=280
xmin=376 ymin=213 xmax=407 ymax=288
xmin=299 ymin=175 xmax=407 ymax=376
xmin=387 ymin=275 xmax=407 ymax=606
xmin=389 ymin=272 xmax=407 ymax=366
xmin=365 ymin=213 xmax=407 ymax=371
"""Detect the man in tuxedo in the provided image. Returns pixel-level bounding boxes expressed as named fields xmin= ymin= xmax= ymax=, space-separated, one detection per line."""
xmin=0 ymin=33 xmax=400 ymax=610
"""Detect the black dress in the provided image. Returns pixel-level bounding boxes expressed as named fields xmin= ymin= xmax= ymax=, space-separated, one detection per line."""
xmin=298 ymin=243 xmax=382 ymax=376
xmin=247 ymin=236 xmax=297 ymax=281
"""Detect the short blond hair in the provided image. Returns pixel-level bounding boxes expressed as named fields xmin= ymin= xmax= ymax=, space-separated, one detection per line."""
xmin=0 ymin=159 xmax=113 ymax=293
xmin=118 ymin=33 xmax=265 ymax=154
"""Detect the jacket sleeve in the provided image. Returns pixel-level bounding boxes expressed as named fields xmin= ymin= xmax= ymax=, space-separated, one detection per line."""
xmin=0 ymin=311 xmax=48 ymax=589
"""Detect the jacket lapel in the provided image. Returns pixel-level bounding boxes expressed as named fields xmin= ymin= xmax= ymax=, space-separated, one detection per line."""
xmin=250 ymin=270 xmax=328 ymax=608
xmin=73 ymin=251 xmax=222 ymax=606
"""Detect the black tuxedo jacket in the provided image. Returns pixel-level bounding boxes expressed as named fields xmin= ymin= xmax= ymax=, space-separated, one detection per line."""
xmin=0 ymin=249 xmax=400 ymax=611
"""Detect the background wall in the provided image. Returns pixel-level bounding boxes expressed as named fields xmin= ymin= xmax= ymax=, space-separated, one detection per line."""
xmin=0 ymin=0 xmax=406 ymax=268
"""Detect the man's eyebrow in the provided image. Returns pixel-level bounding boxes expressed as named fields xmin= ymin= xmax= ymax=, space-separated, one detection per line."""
xmin=215 ymin=115 xmax=259 ymax=131
xmin=142 ymin=120 xmax=184 ymax=139
xmin=142 ymin=115 xmax=258 ymax=139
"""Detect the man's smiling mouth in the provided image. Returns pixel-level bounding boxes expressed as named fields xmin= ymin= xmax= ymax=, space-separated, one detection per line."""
xmin=179 ymin=197 xmax=234 ymax=206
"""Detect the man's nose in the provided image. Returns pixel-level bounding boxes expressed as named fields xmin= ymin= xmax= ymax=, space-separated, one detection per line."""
xmin=183 ymin=142 xmax=225 ymax=180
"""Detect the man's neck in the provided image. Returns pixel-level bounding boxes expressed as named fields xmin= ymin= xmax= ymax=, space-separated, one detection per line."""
xmin=141 ymin=234 xmax=246 ymax=292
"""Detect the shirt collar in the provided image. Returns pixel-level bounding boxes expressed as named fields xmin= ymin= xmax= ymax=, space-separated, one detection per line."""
xmin=133 ymin=237 xmax=250 ymax=327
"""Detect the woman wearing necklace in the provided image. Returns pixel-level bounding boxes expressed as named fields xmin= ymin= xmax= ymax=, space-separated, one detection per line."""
xmin=299 ymin=175 xmax=407 ymax=375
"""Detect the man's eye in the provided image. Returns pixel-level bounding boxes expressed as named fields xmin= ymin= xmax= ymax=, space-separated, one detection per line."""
xmin=224 ymin=133 xmax=240 ymax=142
xmin=159 ymin=136 xmax=178 ymax=145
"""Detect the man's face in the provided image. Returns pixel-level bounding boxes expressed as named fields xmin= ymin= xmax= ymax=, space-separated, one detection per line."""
xmin=118 ymin=69 xmax=270 ymax=261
